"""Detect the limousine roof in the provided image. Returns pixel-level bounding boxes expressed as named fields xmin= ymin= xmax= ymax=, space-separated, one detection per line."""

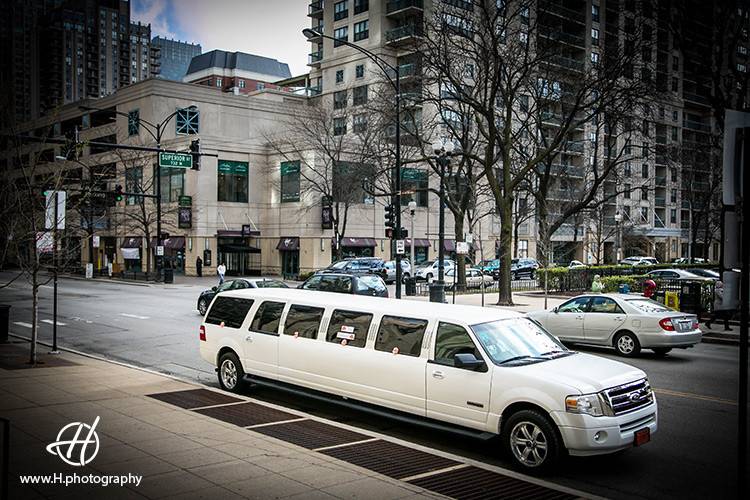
xmin=220 ymin=288 xmax=523 ymax=325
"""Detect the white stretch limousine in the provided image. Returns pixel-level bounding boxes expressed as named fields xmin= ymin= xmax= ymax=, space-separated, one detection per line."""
xmin=199 ymin=289 xmax=657 ymax=470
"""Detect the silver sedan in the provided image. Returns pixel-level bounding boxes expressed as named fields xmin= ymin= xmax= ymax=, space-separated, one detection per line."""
xmin=527 ymin=293 xmax=702 ymax=357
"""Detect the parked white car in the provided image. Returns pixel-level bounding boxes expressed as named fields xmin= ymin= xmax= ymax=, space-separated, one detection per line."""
xmin=646 ymin=269 xmax=712 ymax=281
xmin=444 ymin=267 xmax=494 ymax=289
xmin=383 ymin=259 xmax=411 ymax=284
xmin=620 ymin=256 xmax=659 ymax=266
xmin=527 ymin=293 xmax=701 ymax=357
xmin=200 ymin=289 xmax=657 ymax=471
xmin=414 ymin=259 xmax=455 ymax=281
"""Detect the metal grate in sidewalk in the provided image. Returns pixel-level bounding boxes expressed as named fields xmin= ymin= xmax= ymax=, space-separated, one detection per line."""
xmin=252 ymin=418 xmax=371 ymax=450
xmin=195 ymin=401 xmax=299 ymax=427
xmin=407 ymin=465 xmax=577 ymax=500
xmin=147 ymin=388 xmax=242 ymax=409
xmin=320 ymin=439 xmax=459 ymax=479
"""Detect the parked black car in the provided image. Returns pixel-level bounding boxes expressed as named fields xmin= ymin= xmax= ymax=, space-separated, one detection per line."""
xmin=511 ymin=258 xmax=539 ymax=280
xmin=299 ymin=272 xmax=388 ymax=297
xmin=316 ymin=257 xmax=387 ymax=280
xmin=197 ymin=278 xmax=288 ymax=315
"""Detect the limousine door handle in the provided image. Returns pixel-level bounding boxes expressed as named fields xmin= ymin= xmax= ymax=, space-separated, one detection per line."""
xmin=244 ymin=335 xmax=253 ymax=342
xmin=432 ymin=370 xmax=445 ymax=379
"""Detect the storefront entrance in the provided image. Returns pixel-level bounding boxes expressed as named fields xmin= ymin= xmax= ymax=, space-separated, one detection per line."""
xmin=218 ymin=237 xmax=261 ymax=276
xmin=151 ymin=237 xmax=186 ymax=275
xmin=121 ymin=237 xmax=143 ymax=272
xmin=405 ymin=238 xmax=430 ymax=265
xmin=277 ymin=237 xmax=300 ymax=279
xmin=336 ymin=237 xmax=376 ymax=261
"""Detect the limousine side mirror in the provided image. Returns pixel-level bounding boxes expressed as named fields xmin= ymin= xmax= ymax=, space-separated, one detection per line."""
xmin=454 ymin=352 xmax=485 ymax=371
xmin=211 ymin=286 xmax=217 ymax=292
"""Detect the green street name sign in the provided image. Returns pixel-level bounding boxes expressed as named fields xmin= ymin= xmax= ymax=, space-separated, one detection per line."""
xmin=159 ymin=152 xmax=192 ymax=169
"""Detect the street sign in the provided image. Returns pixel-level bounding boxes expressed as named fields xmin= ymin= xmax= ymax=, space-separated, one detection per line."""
xmin=45 ymin=191 xmax=66 ymax=230
xmin=158 ymin=152 xmax=192 ymax=169
xmin=456 ymin=242 xmax=470 ymax=255
xmin=92 ymin=235 xmax=100 ymax=248
xmin=178 ymin=195 xmax=192 ymax=207
xmin=156 ymin=245 xmax=165 ymax=256
xmin=396 ymin=240 xmax=405 ymax=255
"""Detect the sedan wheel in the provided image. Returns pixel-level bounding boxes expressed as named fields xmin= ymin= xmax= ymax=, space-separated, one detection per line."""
xmin=198 ymin=298 xmax=208 ymax=315
xmin=614 ymin=331 xmax=641 ymax=357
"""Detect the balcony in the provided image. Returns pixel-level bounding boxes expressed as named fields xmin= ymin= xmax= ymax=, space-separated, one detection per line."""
xmin=307 ymin=24 xmax=324 ymax=41
xmin=398 ymin=63 xmax=420 ymax=78
xmin=655 ymin=196 xmax=666 ymax=207
xmin=655 ymin=175 xmax=667 ymax=186
xmin=386 ymin=0 xmax=424 ymax=17
xmin=562 ymin=142 xmax=585 ymax=153
xmin=542 ymin=3 xmax=585 ymax=21
xmin=308 ymin=50 xmax=323 ymax=66
xmin=683 ymin=119 xmax=711 ymax=133
xmin=683 ymin=91 xmax=710 ymax=107
xmin=547 ymin=55 xmax=584 ymax=72
xmin=539 ymin=28 xmax=585 ymax=48
xmin=308 ymin=85 xmax=322 ymax=96
xmin=385 ymin=24 xmax=423 ymax=45
xmin=308 ymin=1 xmax=324 ymax=17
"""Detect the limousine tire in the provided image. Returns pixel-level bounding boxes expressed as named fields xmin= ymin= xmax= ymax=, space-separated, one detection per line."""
xmin=503 ymin=409 xmax=561 ymax=471
xmin=218 ymin=352 xmax=245 ymax=393
xmin=614 ymin=331 xmax=641 ymax=357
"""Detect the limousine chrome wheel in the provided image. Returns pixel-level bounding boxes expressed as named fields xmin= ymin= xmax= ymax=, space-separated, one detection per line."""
xmin=218 ymin=352 xmax=245 ymax=393
xmin=502 ymin=409 xmax=560 ymax=470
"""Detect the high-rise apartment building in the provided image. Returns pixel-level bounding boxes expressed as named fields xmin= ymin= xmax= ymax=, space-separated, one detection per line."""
xmin=304 ymin=0 xmax=747 ymax=264
xmin=151 ymin=37 xmax=202 ymax=82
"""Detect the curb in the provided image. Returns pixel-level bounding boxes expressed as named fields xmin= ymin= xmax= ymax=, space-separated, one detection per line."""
xmin=58 ymin=274 xmax=152 ymax=287
xmin=701 ymin=335 xmax=740 ymax=346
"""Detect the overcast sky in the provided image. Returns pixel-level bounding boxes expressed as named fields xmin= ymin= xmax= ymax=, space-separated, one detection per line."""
xmin=132 ymin=0 xmax=310 ymax=76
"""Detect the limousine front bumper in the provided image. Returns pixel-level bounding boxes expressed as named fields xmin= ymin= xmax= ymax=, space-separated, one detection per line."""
xmin=552 ymin=401 xmax=658 ymax=456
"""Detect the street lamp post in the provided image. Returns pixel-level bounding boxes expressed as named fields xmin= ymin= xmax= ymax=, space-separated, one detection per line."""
xmin=614 ymin=211 xmax=623 ymax=263
xmin=79 ymin=105 xmax=196 ymax=281
xmin=430 ymin=139 xmax=454 ymax=303
xmin=408 ymin=200 xmax=417 ymax=279
xmin=302 ymin=28 xmax=404 ymax=297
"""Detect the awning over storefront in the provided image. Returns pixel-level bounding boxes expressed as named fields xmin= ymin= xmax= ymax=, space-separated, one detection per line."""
xmin=121 ymin=237 xmax=142 ymax=248
xmin=335 ymin=237 xmax=376 ymax=248
xmin=219 ymin=244 xmax=261 ymax=253
xmin=149 ymin=237 xmax=185 ymax=249
xmin=121 ymin=248 xmax=140 ymax=260
xmin=276 ymin=237 xmax=300 ymax=251
xmin=406 ymin=238 xmax=430 ymax=248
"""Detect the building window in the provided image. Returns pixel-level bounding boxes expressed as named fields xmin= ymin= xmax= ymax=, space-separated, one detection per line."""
xmin=354 ymin=0 xmax=369 ymax=15
xmin=642 ymin=119 xmax=649 ymax=136
xmin=401 ymin=168 xmax=428 ymax=207
xmin=336 ymin=69 xmax=344 ymax=83
xmin=672 ymin=110 xmax=678 ymax=121
xmin=672 ymin=55 xmax=679 ymax=71
xmin=671 ymin=188 xmax=677 ymax=203
xmin=591 ymin=28 xmax=599 ymax=46
xmin=280 ymin=161 xmax=300 ymax=203
xmin=640 ymin=206 xmax=649 ymax=222
xmin=333 ymin=90 xmax=347 ymax=109
xmin=592 ymin=4 xmax=600 ymax=22
xmin=217 ymin=160 xmax=249 ymax=203
xmin=671 ymin=127 xmax=678 ymax=141
xmin=257 ymin=81 xmax=265 ymax=90
xmin=159 ymin=167 xmax=184 ymax=203
xmin=239 ymin=80 xmax=245 ymax=88
xmin=355 ymin=64 xmax=364 ymax=78
xmin=216 ymin=77 xmax=222 ymax=87
xmin=175 ymin=107 xmax=199 ymax=135
xmin=672 ymin=77 xmax=678 ymax=92
xmin=518 ymin=240 xmax=529 ymax=258
xmin=334 ymin=26 xmax=348 ymax=47
xmin=125 ymin=167 xmax=142 ymax=205
xmin=670 ymin=167 xmax=677 ymax=182
xmin=354 ymin=20 xmax=369 ymax=41
xmin=641 ymin=164 xmax=648 ymax=177
xmin=624 ymin=183 xmax=631 ymax=198
xmin=520 ymin=6 xmax=529 ymax=24
xmin=352 ymin=85 xmax=368 ymax=105
xmin=127 ymin=109 xmax=139 ymax=136
xmin=738 ymin=63 xmax=747 ymax=73
xmin=353 ymin=114 xmax=367 ymax=133
xmin=624 ymin=162 xmax=631 ymax=177
xmin=641 ymin=187 xmax=648 ymax=200
xmin=333 ymin=117 xmax=347 ymax=136
xmin=671 ymin=209 xmax=677 ymax=224
xmin=334 ymin=1 xmax=348 ymax=21
xmin=739 ymin=45 xmax=748 ymax=55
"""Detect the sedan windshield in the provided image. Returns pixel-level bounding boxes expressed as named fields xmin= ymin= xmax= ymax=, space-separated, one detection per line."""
xmin=627 ymin=299 xmax=672 ymax=313
xmin=471 ymin=318 xmax=569 ymax=365
xmin=330 ymin=261 xmax=349 ymax=269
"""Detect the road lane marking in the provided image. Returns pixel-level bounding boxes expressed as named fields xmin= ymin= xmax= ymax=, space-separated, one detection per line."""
xmin=41 ymin=319 xmax=67 ymax=326
xmin=654 ymin=387 xmax=737 ymax=406
xmin=119 ymin=313 xmax=150 ymax=320
xmin=13 ymin=322 xmax=32 ymax=328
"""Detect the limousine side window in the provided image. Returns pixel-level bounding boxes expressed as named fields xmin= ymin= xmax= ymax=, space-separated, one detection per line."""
xmin=326 ymin=310 xmax=372 ymax=348
xmin=375 ymin=316 xmax=428 ymax=357
xmin=205 ymin=297 xmax=254 ymax=329
xmin=434 ymin=322 xmax=483 ymax=367
xmin=249 ymin=301 xmax=285 ymax=335
xmin=284 ymin=304 xmax=324 ymax=339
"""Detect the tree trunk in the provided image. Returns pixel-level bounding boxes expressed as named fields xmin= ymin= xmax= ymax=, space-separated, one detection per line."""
xmin=497 ymin=196 xmax=514 ymax=305
xmin=454 ymin=216 xmax=466 ymax=290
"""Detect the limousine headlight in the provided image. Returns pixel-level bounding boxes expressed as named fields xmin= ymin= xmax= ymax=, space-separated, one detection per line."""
xmin=565 ymin=393 xmax=611 ymax=417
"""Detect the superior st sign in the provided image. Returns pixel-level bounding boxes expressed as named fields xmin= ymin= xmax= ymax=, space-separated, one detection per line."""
xmin=158 ymin=152 xmax=192 ymax=169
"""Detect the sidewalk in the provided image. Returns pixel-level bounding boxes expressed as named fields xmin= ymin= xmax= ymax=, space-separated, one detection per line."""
xmin=0 ymin=340 xmax=584 ymax=500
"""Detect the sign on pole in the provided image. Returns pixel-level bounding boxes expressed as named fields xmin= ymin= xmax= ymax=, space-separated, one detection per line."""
xmin=158 ymin=152 xmax=193 ymax=169
xmin=92 ymin=235 xmax=100 ymax=248
xmin=456 ymin=242 xmax=470 ymax=255
xmin=396 ymin=240 xmax=405 ymax=255
xmin=156 ymin=245 xmax=165 ymax=256
xmin=45 ymin=191 xmax=66 ymax=230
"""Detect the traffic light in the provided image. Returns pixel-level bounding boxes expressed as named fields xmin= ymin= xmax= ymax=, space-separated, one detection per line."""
xmin=190 ymin=139 xmax=200 ymax=170
xmin=114 ymin=184 xmax=124 ymax=203
xmin=384 ymin=204 xmax=395 ymax=230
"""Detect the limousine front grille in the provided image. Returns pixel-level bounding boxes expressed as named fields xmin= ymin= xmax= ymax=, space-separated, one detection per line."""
xmin=603 ymin=379 xmax=654 ymax=416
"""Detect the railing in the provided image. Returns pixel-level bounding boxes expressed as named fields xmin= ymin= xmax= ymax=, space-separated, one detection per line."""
xmin=398 ymin=63 xmax=420 ymax=77
xmin=563 ymin=142 xmax=585 ymax=153
xmin=413 ymin=278 xmax=542 ymax=298
xmin=308 ymin=1 xmax=324 ymax=15
xmin=655 ymin=176 xmax=667 ymax=186
xmin=683 ymin=119 xmax=711 ymax=132
xmin=543 ymin=3 xmax=584 ymax=19
xmin=308 ymin=85 xmax=322 ymax=96
xmin=308 ymin=51 xmax=323 ymax=64
xmin=386 ymin=0 xmax=424 ymax=14
xmin=385 ymin=24 xmax=423 ymax=42
xmin=683 ymin=92 xmax=710 ymax=106
xmin=539 ymin=28 xmax=585 ymax=47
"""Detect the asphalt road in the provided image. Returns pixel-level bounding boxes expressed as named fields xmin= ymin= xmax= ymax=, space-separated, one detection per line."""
xmin=0 ymin=272 xmax=746 ymax=499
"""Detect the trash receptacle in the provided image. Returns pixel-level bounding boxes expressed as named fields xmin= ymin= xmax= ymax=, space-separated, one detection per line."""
xmin=163 ymin=268 xmax=174 ymax=284
xmin=405 ymin=277 xmax=416 ymax=296
xmin=652 ymin=291 xmax=666 ymax=304
xmin=428 ymin=283 xmax=446 ymax=303
xmin=0 ymin=304 xmax=10 ymax=343
xmin=618 ymin=283 xmax=631 ymax=294
xmin=679 ymin=282 xmax=702 ymax=314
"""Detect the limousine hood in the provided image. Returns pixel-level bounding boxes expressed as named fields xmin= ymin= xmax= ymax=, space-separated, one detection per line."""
xmin=515 ymin=353 xmax=646 ymax=394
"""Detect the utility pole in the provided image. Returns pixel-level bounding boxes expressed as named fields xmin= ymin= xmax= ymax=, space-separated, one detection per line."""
xmin=51 ymin=191 xmax=59 ymax=354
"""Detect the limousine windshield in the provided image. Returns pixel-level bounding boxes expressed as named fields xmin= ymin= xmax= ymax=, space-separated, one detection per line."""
xmin=471 ymin=318 xmax=572 ymax=365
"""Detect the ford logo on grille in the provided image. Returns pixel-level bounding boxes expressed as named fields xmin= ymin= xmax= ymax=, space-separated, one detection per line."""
xmin=629 ymin=392 xmax=642 ymax=402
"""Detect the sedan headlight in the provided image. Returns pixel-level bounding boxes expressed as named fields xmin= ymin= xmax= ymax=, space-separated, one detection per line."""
xmin=565 ymin=393 xmax=612 ymax=417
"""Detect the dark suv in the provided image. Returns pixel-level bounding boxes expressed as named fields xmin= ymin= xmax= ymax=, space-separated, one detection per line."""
xmin=300 ymin=272 xmax=388 ymax=297
xmin=511 ymin=258 xmax=539 ymax=280
xmin=316 ymin=257 xmax=387 ymax=280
